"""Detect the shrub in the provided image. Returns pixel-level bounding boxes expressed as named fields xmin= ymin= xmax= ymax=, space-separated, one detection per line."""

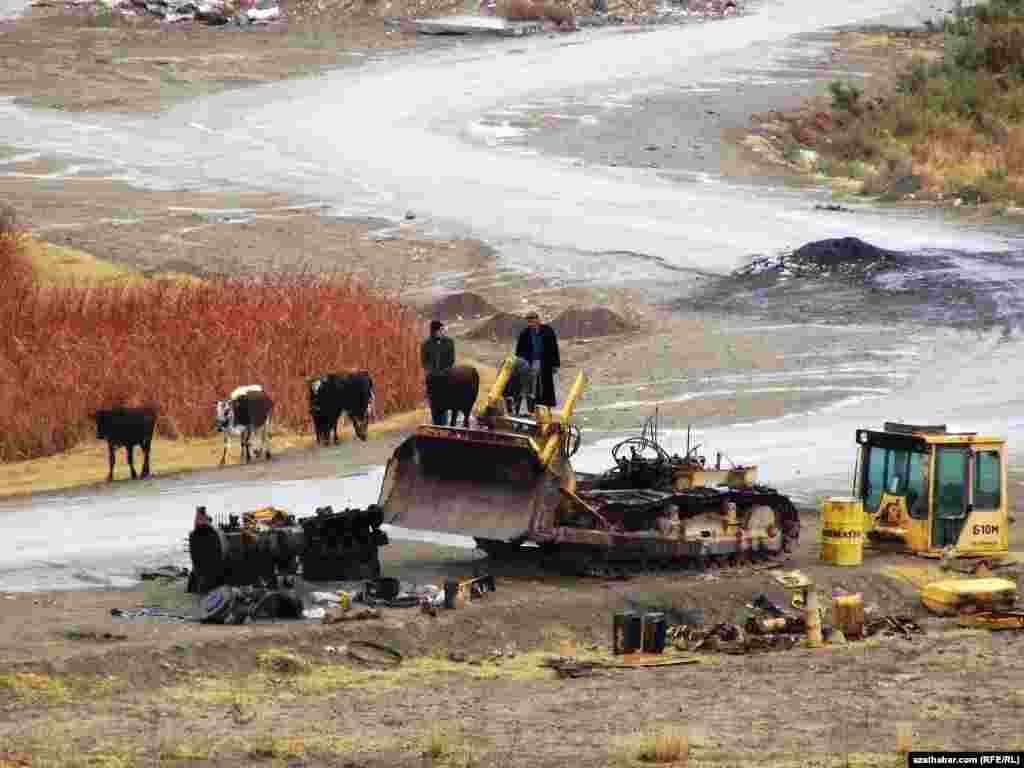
xmin=846 ymin=159 xmax=868 ymax=179
xmin=897 ymin=58 xmax=931 ymax=95
xmin=0 ymin=233 xmax=423 ymax=461
xmin=782 ymin=142 xmax=803 ymax=164
xmin=828 ymin=79 xmax=863 ymax=112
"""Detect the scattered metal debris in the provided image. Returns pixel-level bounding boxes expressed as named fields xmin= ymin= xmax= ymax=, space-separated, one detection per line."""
xmin=347 ymin=641 xmax=404 ymax=667
xmin=139 ymin=565 xmax=190 ymax=581
xmin=958 ymin=611 xmax=1024 ymax=630
xmin=63 ymin=626 xmax=129 ymax=641
xmin=321 ymin=606 xmax=380 ymax=624
xmin=110 ymin=607 xmax=191 ymax=622
xmin=864 ymin=615 xmax=924 ymax=639
xmin=543 ymin=657 xmax=597 ymax=678
xmin=198 ymin=585 xmax=303 ymax=624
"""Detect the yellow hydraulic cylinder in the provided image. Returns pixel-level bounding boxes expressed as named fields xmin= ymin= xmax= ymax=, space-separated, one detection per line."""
xmin=489 ymin=355 xmax=518 ymax=405
xmin=558 ymin=371 xmax=588 ymax=424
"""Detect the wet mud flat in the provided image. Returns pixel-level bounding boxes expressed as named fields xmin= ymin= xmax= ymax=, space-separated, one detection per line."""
xmin=1 ymin=516 xmax=1023 ymax=767
xmin=679 ymin=235 xmax=1024 ymax=334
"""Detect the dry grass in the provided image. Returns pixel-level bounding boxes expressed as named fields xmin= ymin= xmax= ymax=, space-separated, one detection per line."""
xmin=0 ymin=209 xmax=425 ymax=463
xmin=0 ymin=351 xmax=497 ymax=498
xmin=19 ymin=236 xmax=136 ymax=286
xmin=895 ymin=722 xmax=914 ymax=755
xmin=2 ymin=717 xmax=406 ymax=767
xmin=614 ymin=725 xmax=690 ymax=765
xmin=771 ymin=6 xmax=1024 ymax=207
xmin=161 ymin=648 xmax=563 ymax=712
xmin=420 ymin=724 xmax=486 ymax=768
xmin=255 ymin=647 xmax=311 ymax=675
xmin=0 ymin=670 xmax=121 ymax=707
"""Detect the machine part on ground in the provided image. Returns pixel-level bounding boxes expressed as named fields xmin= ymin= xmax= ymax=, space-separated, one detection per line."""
xmin=379 ymin=356 xmax=800 ymax=575
xmin=187 ymin=503 xmax=387 ymax=593
xmin=197 ymin=585 xmax=304 ymax=624
xmin=854 ymin=422 xmax=1009 ymax=558
xmin=919 ymin=576 xmax=1017 ymax=616
xmin=957 ymin=610 xmax=1024 ymax=630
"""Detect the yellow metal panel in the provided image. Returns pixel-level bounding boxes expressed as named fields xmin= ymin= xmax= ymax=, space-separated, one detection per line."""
xmin=921 ymin=577 xmax=1017 ymax=615
xmin=922 ymin=435 xmax=1005 ymax=447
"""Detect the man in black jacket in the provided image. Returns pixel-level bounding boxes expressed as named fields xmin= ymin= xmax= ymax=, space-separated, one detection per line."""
xmin=421 ymin=320 xmax=455 ymax=425
xmin=514 ymin=310 xmax=560 ymax=412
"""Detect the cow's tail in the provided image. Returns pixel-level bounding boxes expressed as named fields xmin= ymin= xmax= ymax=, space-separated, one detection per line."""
xmin=367 ymin=378 xmax=376 ymax=421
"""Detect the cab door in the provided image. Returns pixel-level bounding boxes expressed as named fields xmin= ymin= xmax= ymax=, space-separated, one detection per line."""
xmin=931 ymin=447 xmax=969 ymax=548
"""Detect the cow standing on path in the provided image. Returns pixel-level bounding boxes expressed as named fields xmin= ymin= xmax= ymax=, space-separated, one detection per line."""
xmin=94 ymin=406 xmax=157 ymax=482
xmin=306 ymin=371 xmax=376 ymax=444
xmin=216 ymin=385 xmax=274 ymax=465
xmin=425 ymin=365 xmax=479 ymax=427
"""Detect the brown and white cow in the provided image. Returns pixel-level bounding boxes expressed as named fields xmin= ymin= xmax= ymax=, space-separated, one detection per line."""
xmin=215 ymin=385 xmax=274 ymax=465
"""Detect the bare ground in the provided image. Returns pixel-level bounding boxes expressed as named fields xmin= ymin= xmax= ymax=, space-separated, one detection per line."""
xmin=1 ymin=515 xmax=1023 ymax=767
xmin=0 ymin=4 xmax=422 ymax=114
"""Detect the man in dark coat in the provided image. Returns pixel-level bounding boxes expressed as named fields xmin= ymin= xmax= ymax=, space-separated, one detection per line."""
xmin=514 ymin=310 xmax=560 ymax=411
xmin=421 ymin=319 xmax=456 ymax=425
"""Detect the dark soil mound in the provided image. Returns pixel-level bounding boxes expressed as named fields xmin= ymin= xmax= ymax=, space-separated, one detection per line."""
xmin=428 ymin=292 xmax=497 ymax=322
xmin=550 ymin=306 xmax=633 ymax=338
xmin=466 ymin=312 xmax=528 ymax=340
xmin=737 ymin=237 xmax=902 ymax=280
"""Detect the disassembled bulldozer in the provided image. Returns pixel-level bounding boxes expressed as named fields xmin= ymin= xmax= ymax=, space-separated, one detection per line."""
xmin=379 ymin=356 xmax=800 ymax=575
xmin=855 ymin=422 xmax=1009 ymax=559
xmin=187 ymin=504 xmax=388 ymax=593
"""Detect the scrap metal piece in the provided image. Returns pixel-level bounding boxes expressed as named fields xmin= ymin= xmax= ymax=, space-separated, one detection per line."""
xmin=958 ymin=611 xmax=1024 ymax=630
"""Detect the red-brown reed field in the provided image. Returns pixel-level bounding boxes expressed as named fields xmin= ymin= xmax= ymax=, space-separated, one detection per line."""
xmin=0 ymin=211 xmax=422 ymax=462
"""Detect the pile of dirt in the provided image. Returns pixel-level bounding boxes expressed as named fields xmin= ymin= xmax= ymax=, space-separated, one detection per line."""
xmin=736 ymin=237 xmax=903 ymax=281
xmin=427 ymin=292 xmax=498 ymax=322
xmin=550 ymin=306 xmax=633 ymax=338
xmin=466 ymin=312 xmax=528 ymax=340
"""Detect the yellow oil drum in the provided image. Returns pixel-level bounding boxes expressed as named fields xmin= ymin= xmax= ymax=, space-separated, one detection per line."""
xmin=820 ymin=496 xmax=865 ymax=566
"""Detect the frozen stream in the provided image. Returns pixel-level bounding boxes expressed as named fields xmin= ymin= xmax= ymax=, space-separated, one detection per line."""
xmin=1 ymin=0 xmax=1023 ymax=590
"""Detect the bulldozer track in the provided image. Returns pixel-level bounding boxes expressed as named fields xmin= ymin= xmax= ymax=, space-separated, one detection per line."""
xmin=475 ymin=488 xmax=798 ymax=579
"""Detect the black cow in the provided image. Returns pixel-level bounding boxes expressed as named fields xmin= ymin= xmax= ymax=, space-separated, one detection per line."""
xmin=426 ymin=365 xmax=479 ymax=427
xmin=307 ymin=371 xmax=375 ymax=444
xmin=501 ymin=356 xmax=538 ymax=416
xmin=215 ymin=385 xmax=274 ymax=465
xmin=94 ymin=406 xmax=157 ymax=482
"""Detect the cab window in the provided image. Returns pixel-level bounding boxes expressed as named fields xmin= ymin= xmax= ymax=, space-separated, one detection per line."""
xmin=974 ymin=450 xmax=1002 ymax=510
xmin=863 ymin=445 xmax=928 ymax=513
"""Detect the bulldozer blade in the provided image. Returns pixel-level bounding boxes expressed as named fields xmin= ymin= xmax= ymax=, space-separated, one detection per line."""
xmin=378 ymin=427 xmax=565 ymax=542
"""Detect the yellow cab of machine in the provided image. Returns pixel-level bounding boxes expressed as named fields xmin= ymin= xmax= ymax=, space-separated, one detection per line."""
xmin=854 ymin=422 xmax=1008 ymax=558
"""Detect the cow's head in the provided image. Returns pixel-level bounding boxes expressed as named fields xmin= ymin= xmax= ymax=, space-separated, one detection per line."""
xmin=94 ymin=411 xmax=108 ymax=441
xmin=214 ymin=400 xmax=234 ymax=432
xmin=307 ymin=377 xmax=325 ymax=412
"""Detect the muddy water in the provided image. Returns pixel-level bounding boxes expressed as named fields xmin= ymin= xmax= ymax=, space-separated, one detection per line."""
xmin=2 ymin=0 xmax=1024 ymax=590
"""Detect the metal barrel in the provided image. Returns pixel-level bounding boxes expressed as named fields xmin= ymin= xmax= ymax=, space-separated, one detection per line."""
xmin=820 ymin=496 xmax=865 ymax=566
xmin=613 ymin=611 xmax=635 ymax=654
xmin=642 ymin=612 xmax=667 ymax=654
